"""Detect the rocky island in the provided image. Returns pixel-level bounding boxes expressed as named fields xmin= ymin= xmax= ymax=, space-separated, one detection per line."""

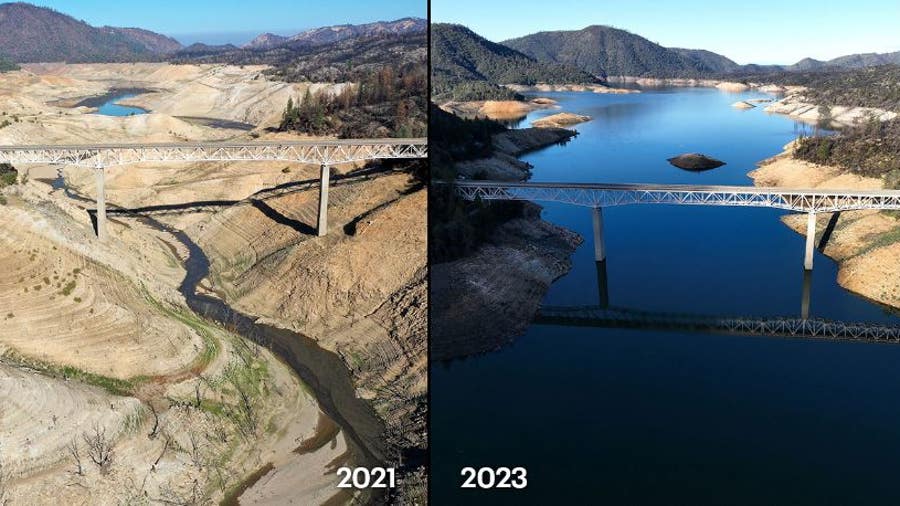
xmin=667 ymin=153 xmax=727 ymax=170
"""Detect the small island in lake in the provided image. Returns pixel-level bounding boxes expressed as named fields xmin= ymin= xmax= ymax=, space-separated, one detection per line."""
xmin=667 ymin=153 xmax=727 ymax=170
xmin=532 ymin=112 xmax=591 ymax=128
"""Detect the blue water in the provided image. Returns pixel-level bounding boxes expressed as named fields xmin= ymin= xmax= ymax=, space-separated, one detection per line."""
xmin=96 ymin=93 xmax=147 ymax=116
xmin=432 ymin=88 xmax=900 ymax=504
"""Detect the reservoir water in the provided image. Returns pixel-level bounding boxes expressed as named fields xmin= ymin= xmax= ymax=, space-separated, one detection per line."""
xmin=77 ymin=89 xmax=149 ymax=116
xmin=432 ymin=87 xmax=900 ymax=504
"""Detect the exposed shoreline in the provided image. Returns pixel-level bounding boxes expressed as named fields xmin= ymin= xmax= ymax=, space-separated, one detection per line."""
xmin=432 ymin=127 xmax=583 ymax=360
xmin=438 ymin=98 xmax=557 ymax=121
xmin=504 ymin=83 xmax=639 ymax=94
xmin=750 ymin=141 xmax=900 ymax=311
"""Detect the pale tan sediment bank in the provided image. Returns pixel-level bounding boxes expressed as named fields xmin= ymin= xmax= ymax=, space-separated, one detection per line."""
xmin=750 ymin=141 xmax=900 ymax=310
xmin=532 ymin=112 xmax=591 ymax=128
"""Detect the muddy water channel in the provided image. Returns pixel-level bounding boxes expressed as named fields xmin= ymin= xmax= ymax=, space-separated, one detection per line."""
xmin=58 ymin=177 xmax=387 ymax=503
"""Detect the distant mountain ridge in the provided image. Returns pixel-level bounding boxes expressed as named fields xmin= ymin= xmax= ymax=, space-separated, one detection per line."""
xmin=105 ymin=26 xmax=182 ymax=54
xmin=788 ymin=51 xmax=900 ymax=71
xmin=502 ymin=25 xmax=741 ymax=78
xmin=243 ymin=17 xmax=426 ymax=50
xmin=0 ymin=2 xmax=182 ymax=62
xmin=0 ymin=2 xmax=425 ymax=65
xmin=502 ymin=24 xmax=900 ymax=78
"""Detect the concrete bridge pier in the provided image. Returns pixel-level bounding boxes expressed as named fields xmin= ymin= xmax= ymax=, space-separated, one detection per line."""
xmin=595 ymin=260 xmax=609 ymax=309
xmin=801 ymin=269 xmax=812 ymax=320
xmin=804 ymin=212 xmax=816 ymax=270
xmin=317 ymin=163 xmax=330 ymax=236
xmin=95 ymin=163 xmax=107 ymax=241
xmin=592 ymin=206 xmax=606 ymax=262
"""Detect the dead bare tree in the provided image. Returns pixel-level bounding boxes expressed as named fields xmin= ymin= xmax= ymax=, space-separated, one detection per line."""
xmin=188 ymin=431 xmax=206 ymax=469
xmin=83 ymin=423 xmax=114 ymax=475
xmin=194 ymin=377 xmax=206 ymax=408
xmin=148 ymin=403 xmax=161 ymax=439
xmin=67 ymin=438 xmax=84 ymax=476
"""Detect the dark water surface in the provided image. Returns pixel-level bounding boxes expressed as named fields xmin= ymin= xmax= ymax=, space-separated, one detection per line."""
xmin=432 ymin=87 xmax=900 ymax=504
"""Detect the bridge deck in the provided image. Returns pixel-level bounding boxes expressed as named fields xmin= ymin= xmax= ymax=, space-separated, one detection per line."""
xmin=454 ymin=180 xmax=900 ymax=212
xmin=0 ymin=138 xmax=427 ymax=150
xmin=0 ymin=138 xmax=427 ymax=167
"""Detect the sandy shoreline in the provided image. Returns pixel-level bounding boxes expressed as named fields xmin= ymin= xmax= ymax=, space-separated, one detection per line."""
xmin=750 ymin=141 xmax=900 ymax=311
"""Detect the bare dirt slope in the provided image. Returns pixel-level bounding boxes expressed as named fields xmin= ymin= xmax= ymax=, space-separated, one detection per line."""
xmin=0 ymin=62 xmax=391 ymax=505
xmin=750 ymin=141 xmax=900 ymax=309
xmin=190 ymin=166 xmax=428 ymax=460
xmin=0 ymin=184 xmax=339 ymax=505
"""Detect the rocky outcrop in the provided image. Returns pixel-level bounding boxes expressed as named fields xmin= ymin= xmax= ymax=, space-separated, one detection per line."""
xmin=433 ymin=125 xmax=583 ymax=359
xmin=731 ymin=100 xmax=755 ymax=109
xmin=667 ymin=153 xmax=726 ymax=170
xmin=765 ymin=93 xmax=898 ymax=126
xmin=439 ymin=98 xmax=556 ymax=121
xmin=432 ymin=206 xmax=582 ymax=359
xmin=715 ymin=81 xmax=750 ymax=92
xmin=532 ymin=112 xmax=592 ymax=128
xmin=454 ymin=128 xmax=577 ymax=181
xmin=492 ymin=127 xmax=577 ymax=156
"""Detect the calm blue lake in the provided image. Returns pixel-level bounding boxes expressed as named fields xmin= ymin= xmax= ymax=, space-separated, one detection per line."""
xmin=96 ymin=93 xmax=147 ymax=116
xmin=432 ymin=87 xmax=900 ymax=504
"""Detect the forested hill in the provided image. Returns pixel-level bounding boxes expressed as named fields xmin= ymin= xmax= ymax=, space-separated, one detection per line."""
xmin=431 ymin=23 xmax=600 ymax=101
xmin=0 ymin=2 xmax=180 ymax=62
xmin=755 ymin=65 xmax=900 ymax=112
xmin=502 ymin=25 xmax=738 ymax=78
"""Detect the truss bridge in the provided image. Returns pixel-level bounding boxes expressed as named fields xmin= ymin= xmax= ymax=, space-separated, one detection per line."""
xmin=1 ymin=139 xmax=427 ymax=240
xmin=454 ymin=180 xmax=900 ymax=270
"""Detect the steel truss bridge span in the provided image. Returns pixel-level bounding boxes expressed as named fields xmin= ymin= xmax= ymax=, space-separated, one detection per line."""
xmin=454 ymin=181 xmax=900 ymax=213
xmin=0 ymin=139 xmax=427 ymax=167
xmin=454 ymin=180 xmax=900 ymax=270
xmin=0 ymin=139 xmax=426 ymax=240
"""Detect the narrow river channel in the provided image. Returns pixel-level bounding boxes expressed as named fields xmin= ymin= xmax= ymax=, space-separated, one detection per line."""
xmin=58 ymin=92 xmax=390 ymax=503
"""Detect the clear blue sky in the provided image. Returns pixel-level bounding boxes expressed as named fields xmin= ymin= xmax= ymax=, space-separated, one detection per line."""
xmin=24 ymin=0 xmax=425 ymax=45
xmin=433 ymin=0 xmax=900 ymax=65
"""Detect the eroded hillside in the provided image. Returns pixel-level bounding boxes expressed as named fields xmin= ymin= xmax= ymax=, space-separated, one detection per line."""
xmin=0 ymin=62 xmax=426 ymax=503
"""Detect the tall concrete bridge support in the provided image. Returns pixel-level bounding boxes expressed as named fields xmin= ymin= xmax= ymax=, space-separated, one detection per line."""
xmin=317 ymin=164 xmax=330 ymax=236
xmin=0 ymin=139 xmax=427 ymax=241
xmin=95 ymin=163 xmax=107 ymax=241
xmin=805 ymin=212 xmax=816 ymax=271
xmin=591 ymin=206 xmax=605 ymax=262
xmin=456 ymin=181 xmax=900 ymax=273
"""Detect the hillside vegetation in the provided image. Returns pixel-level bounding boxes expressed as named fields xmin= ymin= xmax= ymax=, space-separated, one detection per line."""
xmin=795 ymin=119 xmax=900 ymax=188
xmin=431 ymin=23 xmax=599 ymax=102
xmin=502 ymin=25 xmax=739 ymax=78
xmin=0 ymin=2 xmax=179 ymax=62
xmin=430 ymin=105 xmax=526 ymax=262
xmin=767 ymin=65 xmax=900 ymax=112
xmin=775 ymin=65 xmax=900 ymax=186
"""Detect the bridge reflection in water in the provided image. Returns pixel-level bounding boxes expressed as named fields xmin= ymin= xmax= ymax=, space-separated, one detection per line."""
xmin=537 ymin=260 xmax=900 ymax=343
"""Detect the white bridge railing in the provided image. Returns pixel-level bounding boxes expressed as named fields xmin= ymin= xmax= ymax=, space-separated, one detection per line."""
xmin=0 ymin=139 xmax=427 ymax=240
xmin=0 ymin=139 xmax=427 ymax=167
xmin=454 ymin=180 xmax=900 ymax=270
xmin=454 ymin=181 xmax=900 ymax=213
